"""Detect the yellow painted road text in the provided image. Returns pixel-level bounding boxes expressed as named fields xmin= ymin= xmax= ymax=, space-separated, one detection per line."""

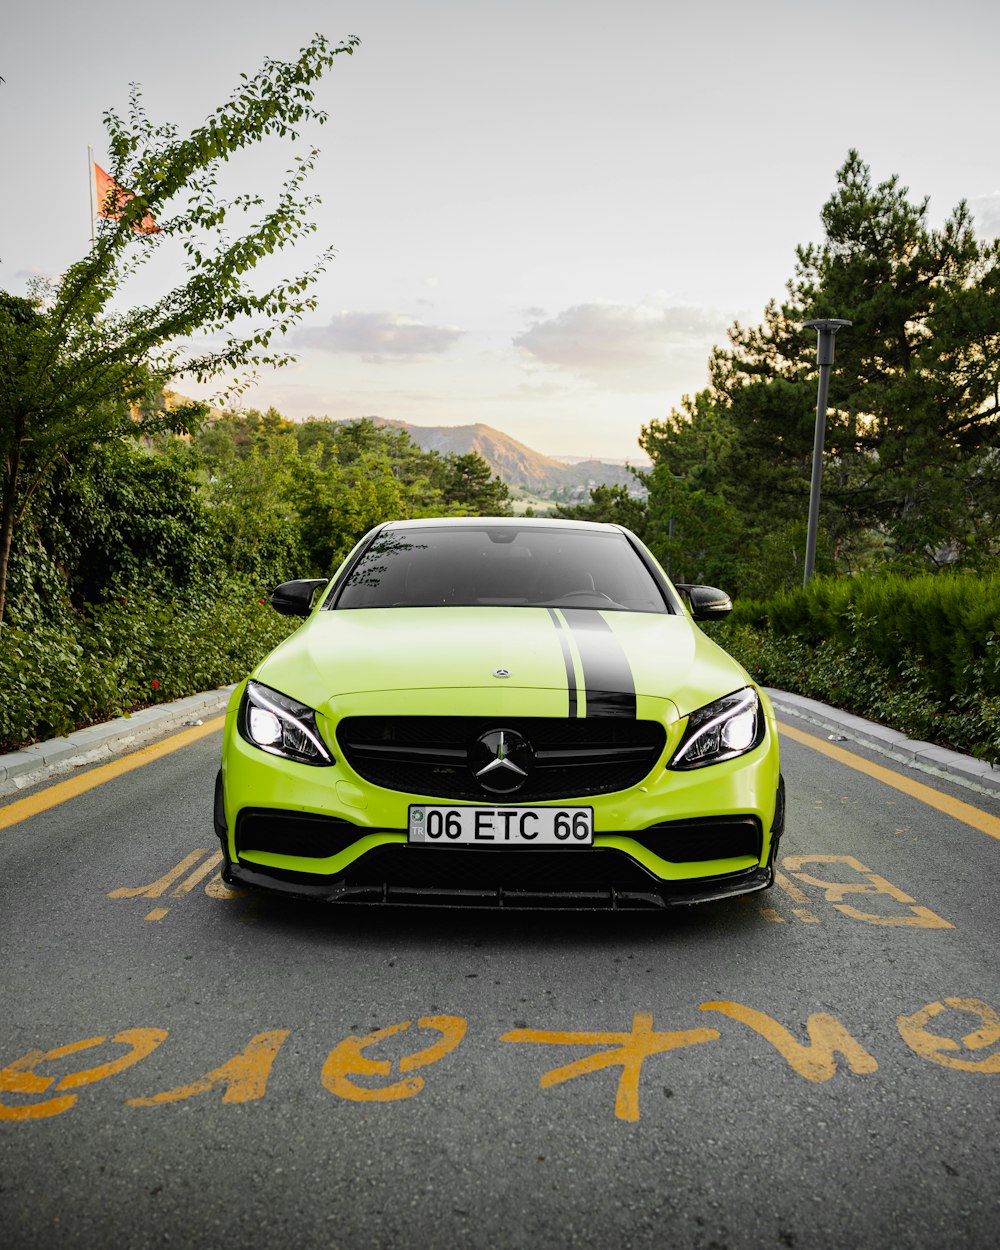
xmin=3 ymin=997 xmax=997 ymax=1126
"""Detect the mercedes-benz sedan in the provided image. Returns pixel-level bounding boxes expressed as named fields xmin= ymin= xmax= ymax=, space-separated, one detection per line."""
xmin=215 ymin=518 xmax=784 ymax=909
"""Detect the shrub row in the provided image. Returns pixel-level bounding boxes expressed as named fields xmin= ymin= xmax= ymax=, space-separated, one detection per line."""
xmin=714 ymin=574 xmax=1000 ymax=764
xmin=4 ymin=572 xmax=998 ymax=765
xmin=0 ymin=590 xmax=296 ymax=751
xmin=728 ymin=572 xmax=1000 ymax=702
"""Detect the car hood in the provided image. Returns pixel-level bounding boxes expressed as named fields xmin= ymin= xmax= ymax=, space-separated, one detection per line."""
xmin=254 ymin=607 xmax=753 ymax=720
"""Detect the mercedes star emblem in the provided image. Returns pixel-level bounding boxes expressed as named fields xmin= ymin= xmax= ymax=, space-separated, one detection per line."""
xmin=472 ymin=728 xmax=533 ymax=794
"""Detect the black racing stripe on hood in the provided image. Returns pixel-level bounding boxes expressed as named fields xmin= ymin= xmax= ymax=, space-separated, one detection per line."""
xmin=547 ymin=608 xmax=579 ymax=717
xmin=561 ymin=609 xmax=637 ymax=719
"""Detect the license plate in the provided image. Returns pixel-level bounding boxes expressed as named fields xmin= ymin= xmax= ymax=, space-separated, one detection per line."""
xmin=408 ymin=805 xmax=593 ymax=846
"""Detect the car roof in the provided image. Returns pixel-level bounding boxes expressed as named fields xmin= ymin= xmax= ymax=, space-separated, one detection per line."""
xmin=380 ymin=517 xmax=625 ymax=534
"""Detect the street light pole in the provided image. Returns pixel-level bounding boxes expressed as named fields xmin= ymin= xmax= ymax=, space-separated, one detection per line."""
xmin=802 ymin=318 xmax=851 ymax=585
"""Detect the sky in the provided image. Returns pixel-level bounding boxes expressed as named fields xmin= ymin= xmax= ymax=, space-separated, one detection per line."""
xmin=3 ymin=0 xmax=999 ymax=461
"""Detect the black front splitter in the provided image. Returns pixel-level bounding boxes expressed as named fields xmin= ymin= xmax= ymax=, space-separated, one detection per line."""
xmin=226 ymin=860 xmax=774 ymax=911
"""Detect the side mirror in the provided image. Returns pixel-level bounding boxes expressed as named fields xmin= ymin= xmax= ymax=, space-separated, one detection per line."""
xmin=270 ymin=579 xmax=330 ymax=617
xmin=675 ymin=583 xmax=733 ymax=621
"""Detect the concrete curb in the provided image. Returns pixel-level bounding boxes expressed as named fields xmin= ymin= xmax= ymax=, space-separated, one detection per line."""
xmin=0 ymin=687 xmax=235 ymax=799
xmin=766 ymin=688 xmax=1000 ymax=799
xmin=1 ymin=685 xmax=997 ymax=804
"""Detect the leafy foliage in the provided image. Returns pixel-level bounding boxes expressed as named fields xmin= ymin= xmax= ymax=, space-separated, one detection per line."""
xmin=0 ymin=591 xmax=296 ymax=750
xmin=554 ymin=483 xmax=650 ymax=534
xmin=0 ymin=411 xmax=514 ymax=749
xmin=638 ymin=151 xmax=1000 ymax=596
xmin=192 ymin=413 xmax=511 ymax=576
xmin=37 ymin=440 xmax=218 ymax=605
xmin=0 ymin=34 xmax=359 ymax=621
xmin=717 ymin=573 xmax=1000 ymax=763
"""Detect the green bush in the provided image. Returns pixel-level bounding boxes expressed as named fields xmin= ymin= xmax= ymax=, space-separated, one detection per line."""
xmin=737 ymin=572 xmax=1000 ymax=702
xmin=716 ymin=572 xmax=1000 ymax=764
xmin=0 ymin=588 xmax=296 ymax=750
xmin=5 ymin=566 xmax=999 ymax=767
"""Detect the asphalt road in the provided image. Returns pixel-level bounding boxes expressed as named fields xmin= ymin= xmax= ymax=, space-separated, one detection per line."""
xmin=2 ymin=717 xmax=999 ymax=1250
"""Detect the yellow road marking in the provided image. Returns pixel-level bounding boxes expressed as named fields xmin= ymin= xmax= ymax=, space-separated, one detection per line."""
xmin=897 ymin=998 xmax=1000 ymax=1073
xmin=501 ymin=1013 xmax=720 ymax=1123
xmin=0 ymin=717 xmax=225 ymax=830
xmin=3 ymin=996 xmax=999 ymax=1122
xmin=321 ymin=1017 xmax=469 ymax=1104
xmin=0 ymin=1029 xmax=168 ymax=1121
xmin=773 ymin=870 xmax=821 ymax=924
xmin=777 ymin=720 xmax=1000 ymax=843
xmin=782 ymin=853 xmax=953 ymax=928
xmin=109 ymin=849 xmax=209 ymax=899
xmin=774 ymin=869 xmax=811 ymax=905
xmin=699 ymin=1002 xmax=878 ymax=1083
xmin=171 ymin=850 xmax=223 ymax=896
xmin=109 ymin=849 xmax=247 ymax=920
xmin=129 ymin=1030 xmax=291 ymax=1106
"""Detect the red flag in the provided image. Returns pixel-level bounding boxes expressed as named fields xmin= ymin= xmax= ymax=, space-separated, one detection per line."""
xmin=94 ymin=162 xmax=160 ymax=234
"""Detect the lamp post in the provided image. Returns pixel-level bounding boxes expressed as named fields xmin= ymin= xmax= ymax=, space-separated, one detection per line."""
xmin=802 ymin=318 xmax=851 ymax=585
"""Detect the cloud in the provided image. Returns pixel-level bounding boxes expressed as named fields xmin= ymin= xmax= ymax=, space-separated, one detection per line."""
xmin=970 ymin=192 xmax=1000 ymax=240
xmin=295 ymin=312 xmax=463 ymax=361
xmin=4 ymin=266 xmax=60 ymax=296
xmin=512 ymin=300 xmax=727 ymax=391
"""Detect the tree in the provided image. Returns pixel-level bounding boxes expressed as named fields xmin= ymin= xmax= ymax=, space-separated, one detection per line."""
xmin=436 ymin=452 xmax=512 ymax=515
xmin=713 ymin=151 xmax=1000 ymax=568
xmin=640 ymin=152 xmax=1000 ymax=593
xmin=40 ymin=439 xmax=217 ymax=606
xmin=554 ymin=483 xmax=648 ymax=533
xmin=205 ymin=439 xmax=305 ymax=589
xmin=0 ymin=33 xmax=359 ymax=622
xmin=286 ymin=423 xmax=513 ymax=571
xmin=290 ymin=443 xmax=405 ymax=575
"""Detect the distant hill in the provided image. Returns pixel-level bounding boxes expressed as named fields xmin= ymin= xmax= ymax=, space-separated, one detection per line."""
xmin=352 ymin=417 xmax=648 ymax=498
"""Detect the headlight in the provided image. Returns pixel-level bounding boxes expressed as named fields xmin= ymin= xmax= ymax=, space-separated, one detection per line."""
xmin=669 ymin=688 xmax=764 ymax=770
xmin=238 ymin=681 xmax=334 ymax=766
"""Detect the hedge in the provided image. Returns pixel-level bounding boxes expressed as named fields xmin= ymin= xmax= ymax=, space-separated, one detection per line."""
xmin=0 ymin=590 xmax=296 ymax=751
xmin=715 ymin=572 xmax=1000 ymax=764
xmin=3 ymin=572 xmax=998 ymax=765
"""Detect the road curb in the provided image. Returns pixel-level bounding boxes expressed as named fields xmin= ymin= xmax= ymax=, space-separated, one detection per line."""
xmin=766 ymin=688 xmax=1000 ymax=799
xmin=0 ymin=687 xmax=235 ymax=799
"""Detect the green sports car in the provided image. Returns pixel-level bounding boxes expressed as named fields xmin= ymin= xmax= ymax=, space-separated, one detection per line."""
xmin=215 ymin=518 xmax=784 ymax=909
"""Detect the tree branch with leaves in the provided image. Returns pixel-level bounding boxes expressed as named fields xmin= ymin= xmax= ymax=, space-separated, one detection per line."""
xmin=0 ymin=32 xmax=359 ymax=623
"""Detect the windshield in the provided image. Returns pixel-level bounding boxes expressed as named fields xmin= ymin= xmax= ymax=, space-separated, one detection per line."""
xmin=331 ymin=526 xmax=669 ymax=612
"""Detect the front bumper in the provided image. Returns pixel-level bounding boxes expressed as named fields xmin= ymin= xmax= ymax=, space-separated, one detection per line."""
xmin=218 ymin=699 xmax=783 ymax=910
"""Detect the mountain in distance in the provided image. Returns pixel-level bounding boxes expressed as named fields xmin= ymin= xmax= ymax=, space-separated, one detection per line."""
xmin=552 ymin=455 xmax=642 ymax=467
xmin=178 ymin=393 xmax=646 ymax=499
xmin=355 ymin=417 xmax=649 ymax=497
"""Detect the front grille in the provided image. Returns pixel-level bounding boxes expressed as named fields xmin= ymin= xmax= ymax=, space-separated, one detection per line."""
xmin=336 ymin=716 xmax=667 ymax=801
